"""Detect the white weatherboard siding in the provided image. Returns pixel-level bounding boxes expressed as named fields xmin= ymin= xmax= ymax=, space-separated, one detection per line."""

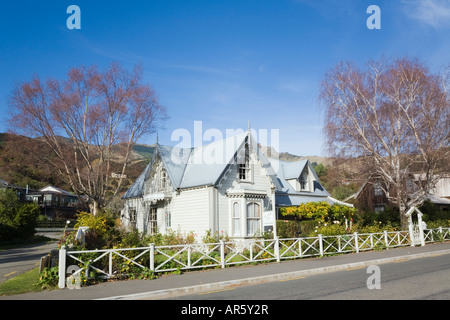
xmin=170 ymin=187 xmax=211 ymax=237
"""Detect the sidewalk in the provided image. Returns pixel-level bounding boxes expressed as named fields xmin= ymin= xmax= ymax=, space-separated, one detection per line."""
xmin=2 ymin=241 xmax=450 ymax=300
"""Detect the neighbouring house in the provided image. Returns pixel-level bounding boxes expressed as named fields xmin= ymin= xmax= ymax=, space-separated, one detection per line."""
xmin=121 ymin=130 xmax=349 ymax=240
xmin=26 ymin=185 xmax=85 ymax=219
xmin=417 ymin=174 xmax=450 ymax=212
xmin=0 ymin=179 xmax=31 ymax=201
xmin=345 ymin=173 xmax=450 ymax=213
xmin=344 ymin=175 xmax=389 ymax=213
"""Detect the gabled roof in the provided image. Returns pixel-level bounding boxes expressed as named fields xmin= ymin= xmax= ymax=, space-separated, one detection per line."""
xmin=268 ymin=158 xmax=329 ymax=196
xmin=123 ymin=131 xmax=249 ymax=198
xmin=39 ymin=185 xmax=76 ymax=196
xmin=122 ymin=162 xmax=153 ymax=199
xmin=122 ymin=131 xmax=348 ymax=207
xmin=279 ymin=160 xmax=308 ymax=180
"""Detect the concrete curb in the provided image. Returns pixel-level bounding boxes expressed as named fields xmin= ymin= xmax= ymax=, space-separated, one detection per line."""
xmin=99 ymin=248 xmax=450 ymax=300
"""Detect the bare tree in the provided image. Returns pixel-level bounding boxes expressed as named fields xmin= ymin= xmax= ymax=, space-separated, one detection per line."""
xmin=320 ymin=57 xmax=449 ymax=228
xmin=9 ymin=62 xmax=167 ymax=215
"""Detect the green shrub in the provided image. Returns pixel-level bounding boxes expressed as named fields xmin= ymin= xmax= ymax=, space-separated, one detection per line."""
xmin=276 ymin=220 xmax=301 ymax=238
xmin=310 ymin=223 xmax=349 ymax=236
xmin=0 ymin=189 xmax=40 ymax=242
xmin=299 ymin=220 xmax=319 ymax=236
xmin=36 ymin=267 xmax=59 ymax=290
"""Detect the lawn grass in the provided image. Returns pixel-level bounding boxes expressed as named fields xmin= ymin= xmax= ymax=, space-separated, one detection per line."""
xmin=0 ymin=268 xmax=42 ymax=296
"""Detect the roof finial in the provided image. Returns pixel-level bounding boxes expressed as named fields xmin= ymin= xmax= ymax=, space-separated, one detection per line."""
xmin=156 ymin=132 xmax=159 ymax=145
xmin=247 ymin=119 xmax=251 ymax=132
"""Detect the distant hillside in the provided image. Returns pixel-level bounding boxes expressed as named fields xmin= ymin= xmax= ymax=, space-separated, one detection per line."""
xmin=259 ymin=146 xmax=333 ymax=166
xmin=132 ymin=144 xmax=156 ymax=160
xmin=0 ymin=133 xmax=150 ymax=191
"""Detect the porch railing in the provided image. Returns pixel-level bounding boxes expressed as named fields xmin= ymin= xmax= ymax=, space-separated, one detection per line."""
xmin=58 ymin=227 xmax=450 ymax=288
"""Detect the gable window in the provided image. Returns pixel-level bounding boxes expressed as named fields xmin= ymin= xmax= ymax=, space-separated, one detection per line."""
xmin=149 ymin=207 xmax=157 ymax=234
xmin=232 ymin=202 xmax=241 ymax=236
xmin=238 ymin=143 xmax=250 ymax=181
xmin=161 ymin=168 xmax=166 ymax=190
xmin=373 ymin=182 xmax=383 ymax=197
xmin=239 ymin=163 xmax=249 ymax=181
xmin=246 ymin=202 xmax=260 ymax=236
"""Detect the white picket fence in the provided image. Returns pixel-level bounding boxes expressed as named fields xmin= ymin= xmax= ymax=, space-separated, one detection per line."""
xmin=58 ymin=227 xmax=450 ymax=288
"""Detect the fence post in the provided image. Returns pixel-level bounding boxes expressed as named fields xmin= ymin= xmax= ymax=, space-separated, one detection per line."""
xmin=298 ymin=238 xmax=303 ymax=257
xmin=384 ymin=230 xmax=389 ymax=249
xmin=274 ymin=237 xmax=280 ymax=262
xmin=58 ymin=245 xmax=66 ymax=289
xmin=187 ymin=245 xmax=191 ymax=268
xmin=109 ymin=251 xmax=113 ymax=277
xmin=149 ymin=243 xmax=155 ymax=271
xmin=354 ymin=232 xmax=359 ymax=253
xmin=220 ymin=240 xmax=225 ymax=269
xmin=439 ymin=227 xmax=443 ymax=242
xmin=318 ymin=234 xmax=324 ymax=257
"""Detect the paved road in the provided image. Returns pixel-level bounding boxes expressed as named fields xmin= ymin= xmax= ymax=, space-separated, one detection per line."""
xmin=168 ymin=252 xmax=450 ymax=300
xmin=0 ymin=241 xmax=58 ymax=284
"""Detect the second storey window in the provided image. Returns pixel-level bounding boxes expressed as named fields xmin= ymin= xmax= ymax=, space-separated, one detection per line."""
xmin=238 ymin=143 xmax=250 ymax=181
xmin=161 ymin=168 xmax=166 ymax=190
xmin=239 ymin=163 xmax=249 ymax=181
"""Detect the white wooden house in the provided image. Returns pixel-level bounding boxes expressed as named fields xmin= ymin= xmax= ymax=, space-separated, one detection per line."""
xmin=121 ymin=131 xmax=342 ymax=239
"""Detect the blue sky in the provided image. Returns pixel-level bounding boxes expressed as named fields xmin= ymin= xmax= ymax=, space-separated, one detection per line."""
xmin=1 ymin=0 xmax=449 ymax=156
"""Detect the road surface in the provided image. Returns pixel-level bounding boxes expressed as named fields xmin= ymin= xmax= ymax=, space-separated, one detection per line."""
xmin=0 ymin=241 xmax=58 ymax=284
xmin=168 ymin=252 xmax=450 ymax=300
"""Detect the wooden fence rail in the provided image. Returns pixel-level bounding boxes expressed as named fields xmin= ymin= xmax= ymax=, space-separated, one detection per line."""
xmin=58 ymin=227 xmax=450 ymax=288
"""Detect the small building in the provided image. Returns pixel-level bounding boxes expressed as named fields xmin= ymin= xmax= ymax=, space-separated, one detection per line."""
xmin=26 ymin=185 xmax=84 ymax=219
xmin=345 ymin=173 xmax=450 ymax=213
xmin=0 ymin=179 xmax=31 ymax=201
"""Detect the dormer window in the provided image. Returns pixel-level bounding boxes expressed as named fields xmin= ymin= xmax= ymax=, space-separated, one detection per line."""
xmin=300 ymin=172 xmax=308 ymax=191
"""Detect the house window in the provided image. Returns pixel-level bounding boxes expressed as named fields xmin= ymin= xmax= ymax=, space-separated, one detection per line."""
xmin=149 ymin=207 xmax=157 ymax=234
xmin=232 ymin=202 xmax=241 ymax=236
xmin=129 ymin=207 xmax=137 ymax=229
xmin=299 ymin=168 xmax=308 ymax=191
xmin=161 ymin=168 xmax=166 ymax=190
xmin=165 ymin=210 xmax=171 ymax=229
xmin=373 ymin=182 xmax=383 ymax=197
xmin=44 ymin=194 xmax=52 ymax=206
xmin=239 ymin=163 xmax=249 ymax=180
xmin=238 ymin=143 xmax=250 ymax=181
xmin=246 ymin=202 xmax=260 ymax=236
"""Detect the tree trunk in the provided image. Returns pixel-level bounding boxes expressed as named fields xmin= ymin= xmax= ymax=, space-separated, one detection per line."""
xmin=89 ymin=200 xmax=101 ymax=216
xmin=399 ymin=202 xmax=409 ymax=230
